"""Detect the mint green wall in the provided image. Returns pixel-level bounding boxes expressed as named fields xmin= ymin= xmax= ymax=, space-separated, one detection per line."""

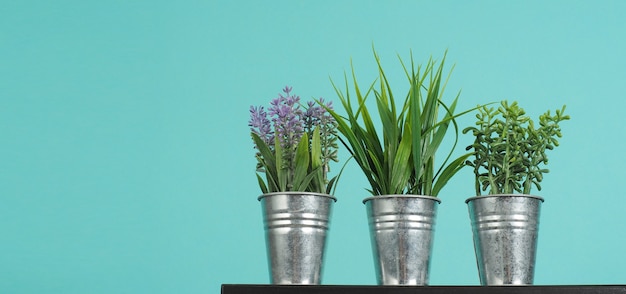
xmin=2 ymin=0 xmax=625 ymax=293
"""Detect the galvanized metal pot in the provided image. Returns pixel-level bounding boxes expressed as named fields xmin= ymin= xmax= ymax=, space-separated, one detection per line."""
xmin=258 ymin=192 xmax=336 ymax=285
xmin=363 ymin=195 xmax=440 ymax=285
xmin=466 ymin=194 xmax=544 ymax=285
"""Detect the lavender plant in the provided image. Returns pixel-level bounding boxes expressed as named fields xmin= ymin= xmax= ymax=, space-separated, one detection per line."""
xmin=249 ymin=86 xmax=340 ymax=194
xmin=463 ymin=101 xmax=570 ymax=195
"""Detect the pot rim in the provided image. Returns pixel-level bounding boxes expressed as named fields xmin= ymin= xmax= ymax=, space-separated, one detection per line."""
xmin=465 ymin=194 xmax=544 ymax=204
xmin=258 ymin=191 xmax=337 ymax=202
xmin=362 ymin=194 xmax=441 ymax=204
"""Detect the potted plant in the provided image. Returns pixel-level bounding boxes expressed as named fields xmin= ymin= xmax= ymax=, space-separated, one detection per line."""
xmin=327 ymin=50 xmax=475 ymax=285
xmin=463 ymin=100 xmax=570 ymax=285
xmin=248 ymin=86 xmax=340 ymax=285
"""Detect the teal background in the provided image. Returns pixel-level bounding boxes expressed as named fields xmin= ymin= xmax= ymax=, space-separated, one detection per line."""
xmin=2 ymin=0 xmax=625 ymax=293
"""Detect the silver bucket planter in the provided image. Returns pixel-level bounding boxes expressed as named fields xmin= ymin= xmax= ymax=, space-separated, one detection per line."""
xmin=466 ymin=194 xmax=544 ymax=285
xmin=258 ymin=192 xmax=336 ymax=284
xmin=363 ymin=195 xmax=440 ymax=285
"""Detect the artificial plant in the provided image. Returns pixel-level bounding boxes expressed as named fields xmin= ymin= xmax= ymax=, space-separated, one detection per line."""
xmin=327 ymin=50 xmax=477 ymax=196
xmin=463 ymin=100 xmax=570 ymax=195
xmin=249 ymin=86 xmax=340 ymax=194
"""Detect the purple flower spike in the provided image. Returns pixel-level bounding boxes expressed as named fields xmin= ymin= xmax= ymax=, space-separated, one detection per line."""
xmin=250 ymin=86 xmax=339 ymax=194
xmin=264 ymin=86 xmax=305 ymax=153
xmin=248 ymin=105 xmax=272 ymax=146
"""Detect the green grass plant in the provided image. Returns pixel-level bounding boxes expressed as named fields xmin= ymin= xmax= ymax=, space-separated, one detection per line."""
xmin=327 ymin=50 xmax=477 ymax=196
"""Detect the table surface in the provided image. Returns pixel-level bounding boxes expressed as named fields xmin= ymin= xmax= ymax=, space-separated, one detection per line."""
xmin=222 ymin=284 xmax=626 ymax=294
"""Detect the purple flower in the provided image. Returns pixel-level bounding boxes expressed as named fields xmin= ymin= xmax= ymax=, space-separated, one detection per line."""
xmin=248 ymin=105 xmax=273 ymax=146
xmin=304 ymin=98 xmax=334 ymax=131
xmin=267 ymin=87 xmax=304 ymax=150
xmin=249 ymin=85 xmax=340 ymax=193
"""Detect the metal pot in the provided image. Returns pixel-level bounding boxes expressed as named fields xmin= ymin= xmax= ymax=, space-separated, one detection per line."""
xmin=466 ymin=194 xmax=544 ymax=285
xmin=258 ymin=192 xmax=336 ymax=284
xmin=363 ymin=195 xmax=440 ymax=285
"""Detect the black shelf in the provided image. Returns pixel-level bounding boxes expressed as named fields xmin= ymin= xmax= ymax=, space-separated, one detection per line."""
xmin=222 ymin=285 xmax=626 ymax=294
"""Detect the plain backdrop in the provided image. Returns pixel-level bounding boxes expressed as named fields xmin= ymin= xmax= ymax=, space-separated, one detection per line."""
xmin=2 ymin=0 xmax=626 ymax=293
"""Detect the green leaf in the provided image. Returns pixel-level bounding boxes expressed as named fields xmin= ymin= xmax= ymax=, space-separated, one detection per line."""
xmin=376 ymin=92 xmax=398 ymax=167
xmin=274 ymin=135 xmax=287 ymax=191
xmin=310 ymin=127 xmax=324 ymax=192
xmin=251 ymin=133 xmax=276 ymax=173
xmin=311 ymin=128 xmax=322 ymax=169
xmin=256 ymin=173 xmax=268 ymax=194
xmin=366 ymin=149 xmax=386 ymax=195
xmin=352 ymin=65 xmax=383 ymax=158
xmin=326 ymin=176 xmax=337 ymax=195
xmin=327 ymin=81 xmax=380 ymax=194
xmin=390 ymin=122 xmax=413 ymax=194
xmin=326 ymin=154 xmax=353 ymax=195
xmin=409 ymin=63 xmax=424 ymax=193
xmin=251 ymin=133 xmax=279 ymax=192
xmin=296 ymin=166 xmax=322 ymax=191
xmin=424 ymin=97 xmax=458 ymax=162
xmin=292 ymin=132 xmax=310 ymax=191
xmin=432 ymin=152 xmax=471 ymax=196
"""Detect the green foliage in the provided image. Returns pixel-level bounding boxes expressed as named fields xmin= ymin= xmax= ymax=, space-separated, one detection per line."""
xmin=253 ymin=127 xmax=340 ymax=194
xmin=327 ymin=50 xmax=477 ymax=196
xmin=463 ymin=101 xmax=570 ymax=195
